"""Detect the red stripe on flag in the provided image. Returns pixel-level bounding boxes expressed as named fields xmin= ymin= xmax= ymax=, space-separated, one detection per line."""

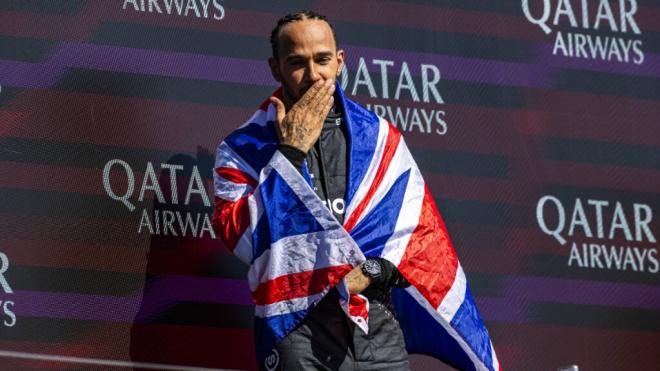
xmin=344 ymin=123 xmax=401 ymax=232
xmin=252 ymin=264 xmax=353 ymax=305
xmin=215 ymin=167 xmax=258 ymax=188
xmin=348 ymin=294 xmax=369 ymax=320
xmin=211 ymin=196 xmax=251 ymax=252
xmin=397 ymin=186 xmax=459 ymax=309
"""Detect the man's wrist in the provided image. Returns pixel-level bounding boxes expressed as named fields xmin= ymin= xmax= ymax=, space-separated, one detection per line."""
xmin=360 ymin=258 xmax=383 ymax=285
xmin=345 ymin=265 xmax=371 ymax=294
xmin=277 ymin=143 xmax=306 ymax=171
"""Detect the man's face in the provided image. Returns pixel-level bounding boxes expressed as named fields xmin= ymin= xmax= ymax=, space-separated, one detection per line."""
xmin=269 ymin=19 xmax=344 ymax=108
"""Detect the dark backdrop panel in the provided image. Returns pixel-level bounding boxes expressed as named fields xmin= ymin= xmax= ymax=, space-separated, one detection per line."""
xmin=1 ymin=1 xmax=659 ymax=370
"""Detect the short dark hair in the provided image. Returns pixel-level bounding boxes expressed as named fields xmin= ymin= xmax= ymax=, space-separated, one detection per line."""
xmin=270 ymin=10 xmax=337 ymax=58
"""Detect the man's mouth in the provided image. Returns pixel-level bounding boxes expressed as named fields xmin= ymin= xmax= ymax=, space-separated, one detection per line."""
xmin=299 ymin=86 xmax=312 ymax=96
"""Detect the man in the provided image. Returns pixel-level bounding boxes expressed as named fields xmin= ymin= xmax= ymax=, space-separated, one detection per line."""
xmin=213 ymin=10 xmax=499 ymax=371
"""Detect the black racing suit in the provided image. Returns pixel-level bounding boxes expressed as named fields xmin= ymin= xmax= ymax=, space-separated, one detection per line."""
xmin=266 ymin=101 xmax=410 ymax=371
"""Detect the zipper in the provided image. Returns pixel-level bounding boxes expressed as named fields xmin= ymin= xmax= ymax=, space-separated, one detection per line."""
xmin=316 ymin=132 xmax=332 ymax=205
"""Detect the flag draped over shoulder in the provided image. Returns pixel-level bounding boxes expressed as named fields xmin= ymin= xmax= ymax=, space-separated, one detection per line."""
xmin=212 ymin=85 xmax=501 ymax=371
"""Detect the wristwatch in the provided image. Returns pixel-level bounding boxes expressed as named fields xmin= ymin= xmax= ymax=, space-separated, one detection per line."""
xmin=361 ymin=258 xmax=382 ymax=281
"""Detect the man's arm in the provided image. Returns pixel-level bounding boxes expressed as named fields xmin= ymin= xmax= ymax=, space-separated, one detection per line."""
xmin=212 ymin=81 xmax=336 ymax=261
xmin=344 ymin=258 xmax=410 ymax=295
xmin=270 ymin=79 xmax=335 ymax=154
xmin=270 ymin=80 xmax=374 ymax=294
xmin=211 ymin=162 xmax=256 ymax=263
xmin=277 ymin=144 xmax=306 ymax=172
xmin=344 ymin=265 xmax=372 ymax=294
xmin=210 ymin=138 xmax=264 ymax=264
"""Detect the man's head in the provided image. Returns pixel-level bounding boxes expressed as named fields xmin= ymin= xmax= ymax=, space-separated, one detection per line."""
xmin=269 ymin=11 xmax=344 ymax=108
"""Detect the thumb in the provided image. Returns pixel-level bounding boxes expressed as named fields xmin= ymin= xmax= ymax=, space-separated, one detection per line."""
xmin=269 ymin=97 xmax=286 ymax=124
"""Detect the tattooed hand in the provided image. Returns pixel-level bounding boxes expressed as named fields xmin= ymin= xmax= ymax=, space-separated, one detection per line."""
xmin=270 ymin=80 xmax=335 ymax=153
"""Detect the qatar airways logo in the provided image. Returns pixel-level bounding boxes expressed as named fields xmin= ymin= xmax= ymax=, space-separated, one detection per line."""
xmin=0 ymin=252 xmax=17 ymax=328
xmin=522 ymin=0 xmax=644 ymax=64
xmin=103 ymin=159 xmax=216 ymax=239
xmin=536 ymin=196 xmax=658 ymax=274
xmin=122 ymin=0 xmax=225 ymax=21
xmin=340 ymin=57 xmax=448 ymax=136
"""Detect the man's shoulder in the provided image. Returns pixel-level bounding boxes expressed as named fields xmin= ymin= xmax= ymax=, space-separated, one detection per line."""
xmin=224 ymin=105 xmax=277 ymax=144
xmin=216 ymin=100 xmax=278 ymax=171
xmin=223 ymin=88 xmax=281 ymax=143
xmin=342 ymin=96 xmax=402 ymax=136
xmin=342 ymin=96 xmax=375 ymax=121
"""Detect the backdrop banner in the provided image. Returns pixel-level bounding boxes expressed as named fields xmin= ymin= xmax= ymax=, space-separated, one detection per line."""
xmin=0 ymin=1 xmax=659 ymax=370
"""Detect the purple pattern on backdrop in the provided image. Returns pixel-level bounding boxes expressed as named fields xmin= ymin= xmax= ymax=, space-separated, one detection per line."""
xmin=501 ymin=276 xmax=660 ymax=310
xmin=9 ymin=276 xmax=658 ymax=322
xmin=342 ymin=45 xmax=555 ymax=89
xmin=1 ymin=41 xmax=656 ymax=94
xmin=533 ymin=42 xmax=660 ymax=77
xmin=474 ymin=297 xmax=528 ymax=323
xmin=11 ymin=277 xmax=251 ymax=322
xmin=0 ymin=42 xmax=276 ymax=89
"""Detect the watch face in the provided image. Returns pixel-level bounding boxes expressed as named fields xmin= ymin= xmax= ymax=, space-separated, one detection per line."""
xmin=363 ymin=259 xmax=382 ymax=278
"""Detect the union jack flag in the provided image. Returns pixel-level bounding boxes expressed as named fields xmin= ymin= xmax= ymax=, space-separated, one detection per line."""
xmin=212 ymin=84 xmax=501 ymax=371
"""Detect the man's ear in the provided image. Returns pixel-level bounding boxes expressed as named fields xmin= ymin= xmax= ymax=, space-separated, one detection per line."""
xmin=268 ymin=57 xmax=282 ymax=83
xmin=336 ymin=49 xmax=345 ymax=77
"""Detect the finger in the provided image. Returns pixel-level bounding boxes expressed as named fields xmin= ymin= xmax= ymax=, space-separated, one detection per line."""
xmin=297 ymin=82 xmax=323 ymax=110
xmin=320 ymin=93 xmax=334 ymax=119
xmin=311 ymin=81 xmax=335 ymax=116
xmin=269 ymin=97 xmax=286 ymax=125
xmin=296 ymin=80 xmax=325 ymax=108
xmin=322 ymin=80 xmax=336 ymax=104
xmin=313 ymin=93 xmax=334 ymax=122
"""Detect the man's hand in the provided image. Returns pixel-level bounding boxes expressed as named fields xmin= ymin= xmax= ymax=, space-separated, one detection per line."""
xmin=270 ymin=80 xmax=335 ymax=153
xmin=344 ymin=265 xmax=371 ymax=294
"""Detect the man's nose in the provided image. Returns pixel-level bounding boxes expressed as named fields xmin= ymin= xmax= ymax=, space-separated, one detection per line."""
xmin=305 ymin=62 xmax=322 ymax=82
